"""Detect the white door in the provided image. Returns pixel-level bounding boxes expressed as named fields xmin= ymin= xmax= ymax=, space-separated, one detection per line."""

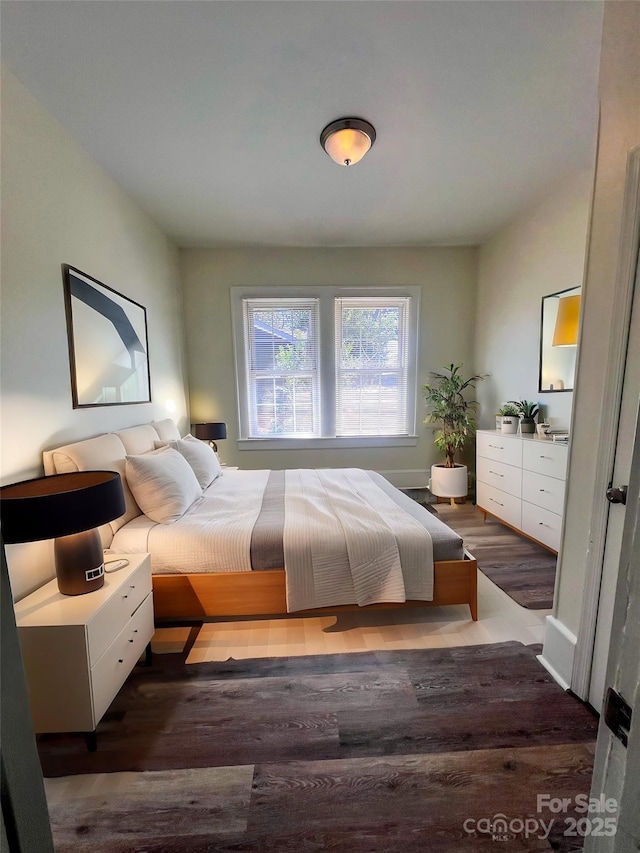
xmin=589 ymin=247 xmax=640 ymax=710
xmin=585 ymin=397 xmax=640 ymax=851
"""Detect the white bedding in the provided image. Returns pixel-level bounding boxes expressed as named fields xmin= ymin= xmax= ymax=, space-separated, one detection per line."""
xmin=111 ymin=468 xmax=435 ymax=612
xmin=283 ymin=469 xmax=433 ymax=611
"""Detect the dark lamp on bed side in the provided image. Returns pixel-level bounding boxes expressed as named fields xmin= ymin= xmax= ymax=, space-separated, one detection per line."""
xmin=194 ymin=422 xmax=227 ymax=453
xmin=0 ymin=471 xmax=125 ymax=596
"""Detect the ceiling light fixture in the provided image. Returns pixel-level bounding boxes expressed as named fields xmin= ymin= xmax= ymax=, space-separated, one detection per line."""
xmin=320 ymin=118 xmax=376 ymax=166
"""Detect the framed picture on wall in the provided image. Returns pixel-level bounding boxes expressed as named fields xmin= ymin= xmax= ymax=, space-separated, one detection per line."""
xmin=62 ymin=264 xmax=152 ymax=407
xmin=539 ymin=286 xmax=581 ymax=393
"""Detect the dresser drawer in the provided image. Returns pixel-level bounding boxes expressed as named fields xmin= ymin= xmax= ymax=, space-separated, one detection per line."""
xmin=476 ymin=456 xmax=522 ymax=498
xmin=87 ymin=557 xmax=152 ymax=666
xmin=522 ymin=441 xmax=568 ymax=480
xmin=91 ymin=593 xmax=154 ymax=724
xmin=477 ymin=481 xmax=522 ymax=529
xmin=476 ymin=432 xmax=523 ymax=468
xmin=522 ymin=501 xmax=562 ymax=552
xmin=522 ymin=470 xmax=566 ymax=516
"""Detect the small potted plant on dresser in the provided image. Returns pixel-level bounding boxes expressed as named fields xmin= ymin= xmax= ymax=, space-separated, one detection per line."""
xmin=423 ymin=363 xmax=485 ymax=501
xmin=510 ymin=399 xmax=539 ymax=434
xmin=496 ymin=403 xmax=518 ymax=432
xmin=499 ymin=403 xmax=520 ymax=434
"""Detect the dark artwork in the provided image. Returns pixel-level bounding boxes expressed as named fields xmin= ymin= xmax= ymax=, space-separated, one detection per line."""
xmin=40 ymin=642 xmax=596 ymax=852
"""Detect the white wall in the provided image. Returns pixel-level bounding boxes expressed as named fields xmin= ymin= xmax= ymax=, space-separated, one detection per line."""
xmin=181 ymin=246 xmax=478 ymax=476
xmin=474 ymin=171 xmax=593 ymax=430
xmin=1 ymin=68 xmax=190 ymax=597
xmin=556 ymin=1 xmax=640 ymax=639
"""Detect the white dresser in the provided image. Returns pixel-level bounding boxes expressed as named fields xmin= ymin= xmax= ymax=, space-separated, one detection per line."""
xmin=14 ymin=554 xmax=153 ymax=746
xmin=476 ymin=430 xmax=568 ymax=553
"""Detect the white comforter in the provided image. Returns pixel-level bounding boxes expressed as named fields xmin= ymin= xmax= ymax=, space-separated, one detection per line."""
xmin=111 ymin=468 xmax=434 ymax=612
xmin=283 ymin=468 xmax=433 ymax=610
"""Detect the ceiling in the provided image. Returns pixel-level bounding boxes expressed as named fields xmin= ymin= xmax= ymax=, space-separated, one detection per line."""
xmin=1 ymin=1 xmax=603 ymax=248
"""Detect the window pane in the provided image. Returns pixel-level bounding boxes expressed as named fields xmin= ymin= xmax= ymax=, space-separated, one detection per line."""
xmin=340 ymin=307 xmax=400 ymax=369
xmin=336 ymin=298 xmax=410 ymax=436
xmin=244 ymin=299 xmax=320 ymax=437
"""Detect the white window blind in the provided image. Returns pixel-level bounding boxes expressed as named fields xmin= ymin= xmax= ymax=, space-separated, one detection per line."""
xmin=243 ymin=298 xmax=320 ymax=438
xmin=335 ymin=297 xmax=410 ymax=436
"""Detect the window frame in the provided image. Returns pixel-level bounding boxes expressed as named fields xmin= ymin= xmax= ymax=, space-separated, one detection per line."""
xmin=231 ymin=286 xmax=420 ymax=450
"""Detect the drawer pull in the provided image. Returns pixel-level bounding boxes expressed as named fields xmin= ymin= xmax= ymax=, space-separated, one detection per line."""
xmin=128 ymin=639 xmax=134 ymax=643
xmin=118 ymin=659 xmax=124 ymax=664
xmin=123 ymin=594 xmax=128 ymax=599
xmin=488 ymin=444 xmax=504 ymax=450
xmin=539 ymin=455 xmax=552 ymax=459
xmin=489 ymin=470 xmax=504 ymax=477
xmin=489 ymin=497 xmax=504 ymax=507
xmin=539 ymin=488 xmax=546 ymax=492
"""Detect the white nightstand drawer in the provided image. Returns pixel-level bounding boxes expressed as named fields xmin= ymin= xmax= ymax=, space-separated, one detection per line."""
xmin=476 ymin=432 xmax=523 ymax=468
xmin=522 ymin=441 xmax=568 ymax=480
xmin=91 ymin=593 xmax=154 ymax=723
xmin=476 ymin=456 xmax=522 ymax=498
xmin=477 ymin=481 xmax=521 ymax=529
xmin=523 ymin=470 xmax=566 ymax=516
xmin=87 ymin=557 xmax=152 ymax=666
xmin=522 ymin=501 xmax=562 ymax=552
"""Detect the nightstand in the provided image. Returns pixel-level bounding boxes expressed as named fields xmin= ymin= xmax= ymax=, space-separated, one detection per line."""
xmin=14 ymin=553 xmax=153 ymax=750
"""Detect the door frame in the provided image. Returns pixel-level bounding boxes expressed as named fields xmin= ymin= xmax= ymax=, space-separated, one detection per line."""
xmin=585 ymin=395 xmax=640 ymax=851
xmin=572 ymin=147 xmax=640 ymax=701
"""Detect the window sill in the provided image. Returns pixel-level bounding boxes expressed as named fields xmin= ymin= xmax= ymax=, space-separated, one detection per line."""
xmin=238 ymin=436 xmax=418 ymax=451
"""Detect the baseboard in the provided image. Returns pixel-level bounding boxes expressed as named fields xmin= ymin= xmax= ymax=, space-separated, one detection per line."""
xmin=378 ymin=469 xmax=429 ymax=489
xmin=537 ymin=615 xmax=577 ymax=691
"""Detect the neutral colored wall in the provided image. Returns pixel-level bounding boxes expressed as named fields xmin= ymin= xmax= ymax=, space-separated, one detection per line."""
xmin=1 ymin=68 xmax=190 ymax=597
xmin=556 ymin=1 xmax=640 ymax=638
xmin=181 ymin=246 xmax=478 ymax=476
xmin=474 ymin=171 xmax=593 ymax=430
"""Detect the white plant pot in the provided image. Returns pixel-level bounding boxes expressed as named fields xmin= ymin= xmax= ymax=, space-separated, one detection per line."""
xmin=501 ymin=417 xmax=518 ymax=434
xmin=428 ymin=463 xmax=468 ymax=498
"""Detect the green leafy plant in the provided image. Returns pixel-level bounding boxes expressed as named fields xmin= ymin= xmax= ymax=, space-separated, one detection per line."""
xmin=423 ymin=364 xmax=485 ymax=468
xmin=497 ymin=403 xmax=519 ymax=417
xmin=510 ymin=399 xmax=539 ymax=420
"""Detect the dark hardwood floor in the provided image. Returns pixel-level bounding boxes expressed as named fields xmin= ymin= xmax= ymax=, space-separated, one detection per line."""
xmin=40 ymin=641 xmax=597 ymax=852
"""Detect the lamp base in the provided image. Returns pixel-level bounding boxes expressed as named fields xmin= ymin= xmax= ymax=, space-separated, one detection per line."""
xmin=54 ymin=529 xmax=105 ymax=595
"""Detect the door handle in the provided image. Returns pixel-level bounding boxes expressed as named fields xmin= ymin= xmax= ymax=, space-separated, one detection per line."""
xmin=606 ymin=483 xmax=627 ymax=505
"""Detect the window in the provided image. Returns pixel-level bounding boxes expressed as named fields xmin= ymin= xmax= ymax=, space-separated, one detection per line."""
xmin=335 ymin=297 xmax=410 ymax=436
xmin=233 ymin=287 xmax=419 ymax=447
xmin=243 ymin=298 xmax=320 ymax=437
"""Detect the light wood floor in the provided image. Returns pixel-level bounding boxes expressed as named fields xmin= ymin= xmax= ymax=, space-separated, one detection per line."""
xmin=151 ymin=571 xmax=550 ymax=663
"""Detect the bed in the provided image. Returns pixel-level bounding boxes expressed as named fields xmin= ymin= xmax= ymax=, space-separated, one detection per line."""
xmin=43 ymin=421 xmax=477 ymax=623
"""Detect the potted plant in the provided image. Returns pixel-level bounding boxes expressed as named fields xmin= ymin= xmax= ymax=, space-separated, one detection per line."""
xmin=496 ymin=403 xmax=517 ymax=432
xmin=510 ymin=399 xmax=539 ymax=434
xmin=423 ymin=363 xmax=485 ymax=499
xmin=498 ymin=403 xmax=520 ymax=434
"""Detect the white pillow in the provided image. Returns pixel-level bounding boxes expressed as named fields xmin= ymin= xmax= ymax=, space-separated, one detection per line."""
xmin=152 ymin=418 xmax=181 ymax=442
xmin=154 ymin=434 xmax=223 ymax=490
xmin=125 ymin=447 xmax=202 ymax=524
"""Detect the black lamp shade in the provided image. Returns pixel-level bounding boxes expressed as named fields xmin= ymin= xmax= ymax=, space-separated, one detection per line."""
xmin=194 ymin=423 xmax=227 ymax=442
xmin=0 ymin=471 xmax=125 ymax=544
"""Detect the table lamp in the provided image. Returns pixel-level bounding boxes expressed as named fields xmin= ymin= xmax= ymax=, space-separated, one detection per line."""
xmin=0 ymin=471 xmax=125 ymax=595
xmin=194 ymin=422 xmax=227 ymax=452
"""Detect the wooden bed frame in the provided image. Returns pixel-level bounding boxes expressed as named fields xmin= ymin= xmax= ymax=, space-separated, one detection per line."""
xmin=42 ymin=423 xmax=478 ymax=626
xmin=152 ymin=552 xmax=478 ymax=624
